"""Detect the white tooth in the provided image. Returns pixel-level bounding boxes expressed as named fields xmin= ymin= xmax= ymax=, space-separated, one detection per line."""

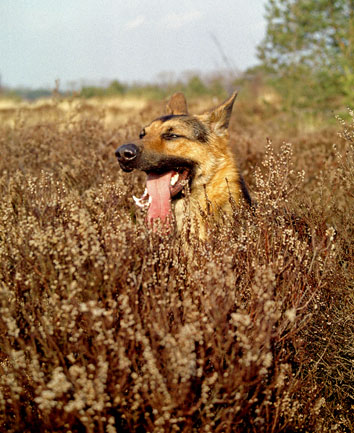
xmin=132 ymin=188 xmax=151 ymax=209
xmin=133 ymin=195 xmax=150 ymax=209
xmin=171 ymin=173 xmax=179 ymax=186
xmin=133 ymin=195 xmax=143 ymax=207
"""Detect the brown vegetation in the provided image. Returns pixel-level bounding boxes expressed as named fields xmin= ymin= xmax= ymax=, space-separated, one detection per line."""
xmin=0 ymin=98 xmax=353 ymax=432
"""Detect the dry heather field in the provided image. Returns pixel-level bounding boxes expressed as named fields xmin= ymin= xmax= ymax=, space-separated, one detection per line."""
xmin=0 ymin=96 xmax=353 ymax=433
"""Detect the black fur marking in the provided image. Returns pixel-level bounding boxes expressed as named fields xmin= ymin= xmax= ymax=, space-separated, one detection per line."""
xmin=157 ymin=114 xmax=188 ymax=123
xmin=184 ymin=118 xmax=209 ymax=143
xmin=157 ymin=115 xmax=209 ymax=143
xmin=138 ymin=151 xmax=197 ymax=175
xmin=239 ymin=175 xmax=252 ymax=207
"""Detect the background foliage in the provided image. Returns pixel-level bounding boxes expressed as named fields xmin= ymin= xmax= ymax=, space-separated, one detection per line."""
xmin=257 ymin=0 xmax=354 ymax=108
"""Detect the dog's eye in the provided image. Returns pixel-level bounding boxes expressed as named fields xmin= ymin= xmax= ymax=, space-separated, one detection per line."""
xmin=162 ymin=133 xmax=180 ymax=140
xmin=139 ymin=129 xmax=146 ymax=139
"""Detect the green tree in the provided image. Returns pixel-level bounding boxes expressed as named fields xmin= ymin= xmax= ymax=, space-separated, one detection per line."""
xmin=185 ymin=75 xmax=208 ymax=97
xmin=258 ymin=0 xmax=354 ymax=107
xmin=107 ymin=80 xmax=126 ymax=95
xmin=80 ymin=86 xmax=105 ymax=98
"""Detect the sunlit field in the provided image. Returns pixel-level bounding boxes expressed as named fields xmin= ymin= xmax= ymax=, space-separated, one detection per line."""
xmin=0 ymin=94 xmax=353 ymax=432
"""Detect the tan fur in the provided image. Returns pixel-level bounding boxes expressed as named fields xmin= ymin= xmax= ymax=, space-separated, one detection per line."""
xmin=165 ymin=92 xmax=188 ymax=115
xmin=140 ymin=92 xmax=242 ymax=238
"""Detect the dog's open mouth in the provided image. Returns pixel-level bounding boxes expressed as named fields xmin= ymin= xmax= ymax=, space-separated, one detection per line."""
xmin=133 ymin=169 xmax=190 ymax=224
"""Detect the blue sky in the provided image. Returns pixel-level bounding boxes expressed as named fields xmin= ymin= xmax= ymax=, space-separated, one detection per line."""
xmin=1 ymin=0 xmax=267 ymax=89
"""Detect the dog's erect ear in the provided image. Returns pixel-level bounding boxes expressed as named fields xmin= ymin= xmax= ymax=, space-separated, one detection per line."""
xmin=200 ymin=91 xmax=238 ymax=135
xmin=166 ymin=92 xmax=188 ymax=115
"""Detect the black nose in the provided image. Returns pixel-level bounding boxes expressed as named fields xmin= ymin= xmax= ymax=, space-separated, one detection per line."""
xmin=115 ymin=143 xmax=139 ymax=162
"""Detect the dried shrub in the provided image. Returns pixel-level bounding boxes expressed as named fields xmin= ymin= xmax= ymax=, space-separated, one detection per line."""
xmin=0 ymin=102 xmax=353 ymax=433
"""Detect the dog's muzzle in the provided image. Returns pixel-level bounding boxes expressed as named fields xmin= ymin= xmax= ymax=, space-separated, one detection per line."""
xmin=115 ymin=143 xmax=140 ymax=172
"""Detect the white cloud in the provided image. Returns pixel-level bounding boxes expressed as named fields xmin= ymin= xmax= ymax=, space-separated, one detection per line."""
xmin=125 ymin=15 xmax=145 ymax=30
xmin=162 ymin=10 xmax=203 ymax=29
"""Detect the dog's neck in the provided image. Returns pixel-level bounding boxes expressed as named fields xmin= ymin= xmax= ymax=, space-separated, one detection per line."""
xmin=173 ymin=148 xmax=240 ymax=238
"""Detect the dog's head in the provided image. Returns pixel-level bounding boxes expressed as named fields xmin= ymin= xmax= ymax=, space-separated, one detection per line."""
xmin=115 ymin=91 xmax=237 ymax=224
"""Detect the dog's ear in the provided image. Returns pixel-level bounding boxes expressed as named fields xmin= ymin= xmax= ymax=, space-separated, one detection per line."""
xmin=166 ymin=92 xmax=188 ymax=115
xmin=200 ymin=91 xmax=237 ymax=135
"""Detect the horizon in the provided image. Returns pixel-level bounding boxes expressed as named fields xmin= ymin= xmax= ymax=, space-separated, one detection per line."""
xmin=1 ymin=68 xmax=252 ymax=92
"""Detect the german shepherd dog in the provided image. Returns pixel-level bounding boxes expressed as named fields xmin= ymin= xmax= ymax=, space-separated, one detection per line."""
xmin=115 ymin=92 xmax=251 ymax=238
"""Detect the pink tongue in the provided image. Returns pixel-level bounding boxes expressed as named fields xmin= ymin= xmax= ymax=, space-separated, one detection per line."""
xmin=146 ymin=172 xmax=172 ymax=225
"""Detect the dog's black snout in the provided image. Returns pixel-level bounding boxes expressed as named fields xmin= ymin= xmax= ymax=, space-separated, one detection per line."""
xmin=115 ymin=144 xmax=139 ymax=162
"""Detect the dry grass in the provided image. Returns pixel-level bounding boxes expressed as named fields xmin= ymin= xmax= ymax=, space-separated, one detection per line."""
xmin=0 ymin=98 xmax=353 ymax=433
